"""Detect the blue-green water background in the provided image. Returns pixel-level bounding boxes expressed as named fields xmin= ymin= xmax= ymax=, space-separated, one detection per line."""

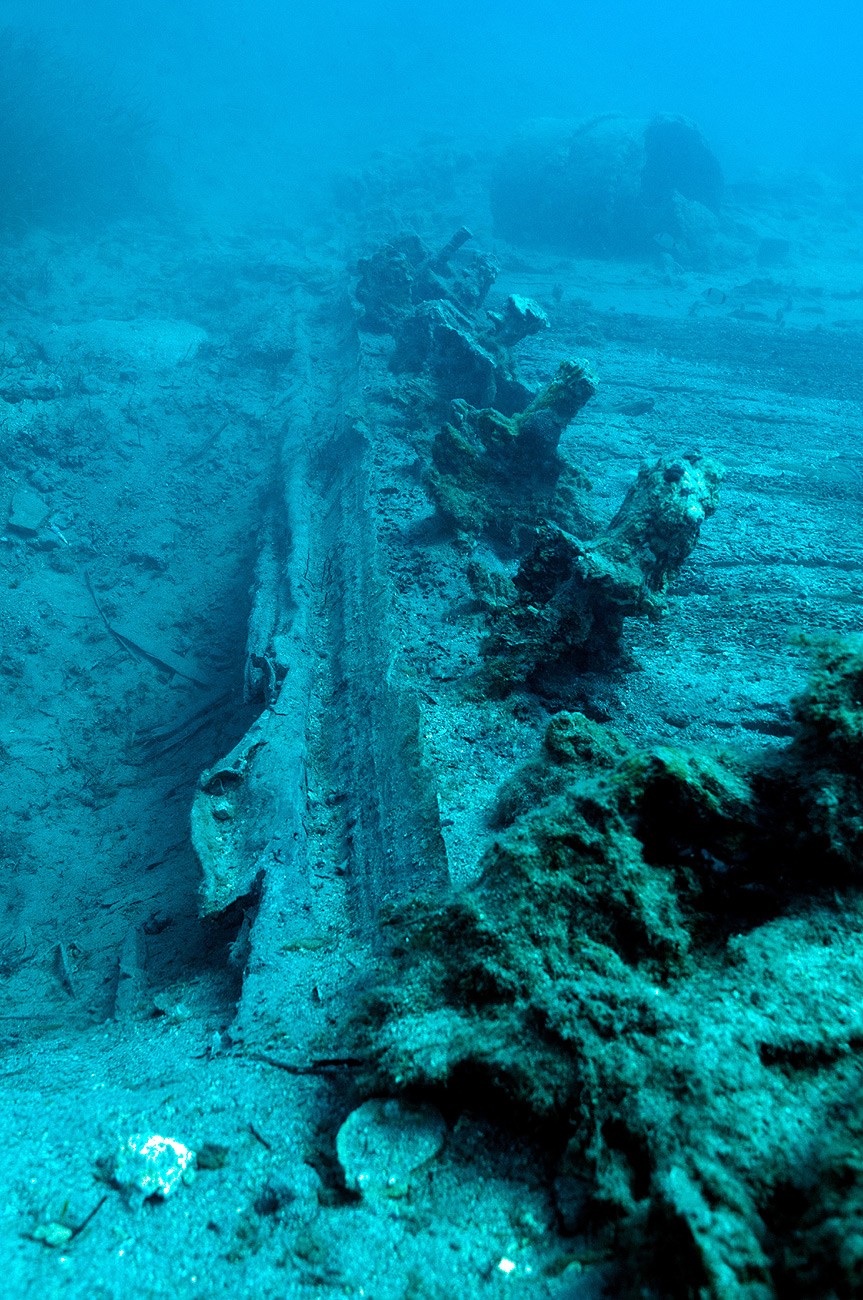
xmin=0 ymin=0 xmax=859 ymax=219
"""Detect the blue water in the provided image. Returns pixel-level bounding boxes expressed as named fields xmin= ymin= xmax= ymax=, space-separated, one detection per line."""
xmin=0 ymin=0 xmax=859 ymax=221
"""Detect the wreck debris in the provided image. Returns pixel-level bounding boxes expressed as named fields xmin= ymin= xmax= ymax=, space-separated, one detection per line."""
xmin=106 ymin=618 xmax=217 ymax=687
xmin=53 ymin=941 xmax=76 ymax=997
xmin=390 ymin=289 xmax=551 ymax=412
xmin=113 ymin=925 xmax=146 ymax=1019
xmin=480 ymin=452 xmax=723 ymax=688
xmin=187 ymin=224 xmax=739 ymax=1294
xmin=428 ymin=224 xmax=473 ymax=272
xmin=354 ymin=228 xmax=498 ymax=335
xmin=427 ymin=358 xmax=597 ymax=547
xmin=132 ymin=690 xmax=232 ymax=762
xmin=487 ymin=293 xmax=549 ymax=348
xmin=390 ymin=298 xmax=500 ymax=407
xmin=84 ymin=570 xmax=216 ymax=686
xmin=192 ymin=734 xmax=267 ymax=917
xmin=356 ymin=228 xmax=550 ymax=413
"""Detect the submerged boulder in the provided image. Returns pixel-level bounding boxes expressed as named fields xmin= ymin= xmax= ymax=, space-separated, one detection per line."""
xmin=491 ymin=113 xmax=723 ymax=260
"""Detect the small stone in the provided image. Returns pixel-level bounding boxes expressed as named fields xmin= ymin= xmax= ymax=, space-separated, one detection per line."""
xmin=142 ymin=911 xmax=172 ymax=936
xmin=211 ymin=798 xmax=234 ymax=822
xmin=661 ymin=710 xmax=691 ymax=730
xmin=617 ymin=397 xmax=655 ymax=416
xmin=31 ymin=1221 xmax=74 ymax=1248
xmin=8 ymin=489 xmax=49 ymax=535
xmin=48 ymin=551 xmax=77 ymax=574
xmin=336 ymin=1098 xmax=446 ymax=1201
xmin=196 ymin=1141 xmax=230 ymax=1171
xmin=112 ymin=1133 xmax=196 ymax=1203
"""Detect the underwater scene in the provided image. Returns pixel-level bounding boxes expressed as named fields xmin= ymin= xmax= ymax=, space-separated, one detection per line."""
xmin=1 ymin=1 xmax=862 ymax=1295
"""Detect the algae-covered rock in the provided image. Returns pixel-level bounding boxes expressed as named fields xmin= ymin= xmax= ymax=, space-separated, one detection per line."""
xmin=778 ymin=637 xmax=863 ymax=874
xmin=775 ymin=1077 xmax=863 ymax=1297
xmin=355 ymin=726 xmax=696 ymax=1112
xmin=30 ymin=1221 xmax=75 ymax=1249
xmin=355 ymin=235 xmax=421 ymax=333
xmin=636 ymin=1159 xmax=774 ymax=1300
xmin=492 ymin=711 xmax=629 ymax=826
xmin=618 ymin=747 xmax=758 ymax=905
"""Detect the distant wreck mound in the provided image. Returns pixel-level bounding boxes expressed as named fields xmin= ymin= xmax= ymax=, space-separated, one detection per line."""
xmin=491 ymin=113 xmax=724 ymax=259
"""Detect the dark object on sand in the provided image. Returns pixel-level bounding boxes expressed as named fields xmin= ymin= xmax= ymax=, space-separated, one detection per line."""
xmin=491 ymin=113 xmax=723 ymax=257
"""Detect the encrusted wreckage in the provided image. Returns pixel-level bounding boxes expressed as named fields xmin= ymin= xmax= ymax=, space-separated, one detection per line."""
xmin=350 ymin=638 xmax=863 ymax=1300
xmin=427 ymin=358 xmax=597 ymax=549
xmin=191 ymin=225 xmax=822 ymax=1297
xmin=477 ymin=451 xmax=723 ymax=689
xmin=356 ymin=227 xmax=548 ymax=411
xmin=192 ymin=224 xmax=725 ymax=1016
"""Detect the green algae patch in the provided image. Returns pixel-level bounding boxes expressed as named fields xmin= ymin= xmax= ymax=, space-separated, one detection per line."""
xmin=780 ymin=636 xmax=863 ymax=875
xmin=348 ymin=640 xmax=863 ymax=1298
xmin=492 ymin=710 xmax=630 ymax=827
